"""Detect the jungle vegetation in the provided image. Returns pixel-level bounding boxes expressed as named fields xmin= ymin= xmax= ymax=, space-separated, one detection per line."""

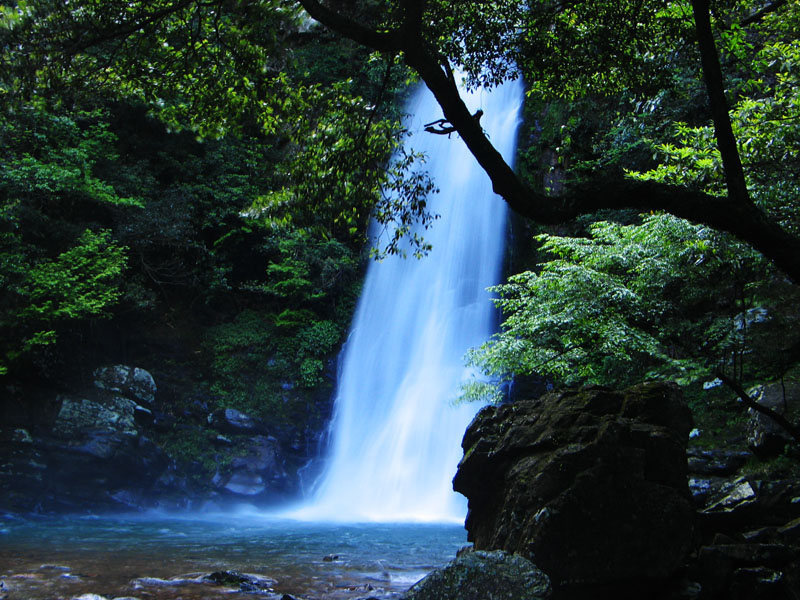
xmin=1 ymin=0 xmax=799 ymax=444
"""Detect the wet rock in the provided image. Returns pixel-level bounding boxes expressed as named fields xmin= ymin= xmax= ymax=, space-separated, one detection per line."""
xmin=777 ymin=517 xmax=800 ymax=544
xmin=402 ymin=550 xmax=551 ymax=600
xmin=757 ymin=480 xmax=800 ymax=524
xmin=0 ymin=435 xmax=48 ymax=511
xmin=691 ymin=541 xmax=800 ymax=600
xmin=688 ymin=474 xmax=742 ymax=506
xmin=207 ymin=407 xmax=264 ymax=435
xmin=699 ymin=543 xmax=799 ymax=566
xmin=223 ymin=471 xmax=266 ymax=496
xmin=730 ymin=567 xmax=784 ymax=600
xmin=696 ymin=474 xmax=800 ymax=554
xmin=454 ymin=382 xmax=694 ymax=590
xmin=53 ymin=395 xmax=140 ymax=438
xmin=11 ymin=428 xmax=33 ymax=443
xmin=213 ymin=435 xmax=291 ymax=499
xmin=687 ymin=447 xmax=751 ymax=476
xmin=110 ymin=489 xmax=147 ymax=508
xmin=39 ymin=564 xmax=71 ymax=571
xmin=94 ymin=365 xmax=156 ymax=406
xmin=231 ymin=436 xmax=283 ymax=473
xmin=743 ymin=527 xmax=778 ymax=543
xmin=42 ymin=430 xmax=166 ymax=511
xmin=703 ymin=477 xmax=758 ymax=515
xmin=688 ymin=476 xmax=715 ymax=504
xmin=131 ymin=574 xmax=206 ymax=588
xmin=673 ymin=579 xmax=703 ymax=599
xmin=0 ymin=364 xmax=177 ymax=512
xmin=132 ymin=405 xmax=154 ymax=427
xmin=203 ymin=570 xmax=276 ymax=592
xmin=746 ymin=383 xmax=797 ymax=458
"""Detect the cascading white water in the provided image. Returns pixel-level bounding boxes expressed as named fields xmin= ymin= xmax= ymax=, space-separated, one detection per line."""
xmin=293 ymin=77 xmax=524 ymax=523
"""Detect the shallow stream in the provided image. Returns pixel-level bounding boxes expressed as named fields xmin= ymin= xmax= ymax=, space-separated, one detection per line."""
xmin=0 ymin=512 xmax=468 ymax=599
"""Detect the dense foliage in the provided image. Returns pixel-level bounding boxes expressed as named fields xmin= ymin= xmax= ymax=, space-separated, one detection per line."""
xmin=466 ymin=215 xmax=800 ymax=401
xmin=1 ymin=0 xmax=799 ymax=451
xmin=466 ymin=0 xmax=800 ymax=407
xmin=0 ymin=2 xmax=409 ymax=461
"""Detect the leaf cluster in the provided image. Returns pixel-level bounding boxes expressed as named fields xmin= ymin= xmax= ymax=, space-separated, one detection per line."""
xmin=468 ymin=213 xmax=800 ymax=398
xmin=627 ymin=27 xmax=800 ymax=234
xmin=0 ymin=106 xmax=138 ymax=374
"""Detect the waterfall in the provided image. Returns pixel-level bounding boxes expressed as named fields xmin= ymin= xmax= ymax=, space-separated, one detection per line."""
xmin=293 ymin=77 xmax=524 ymax=523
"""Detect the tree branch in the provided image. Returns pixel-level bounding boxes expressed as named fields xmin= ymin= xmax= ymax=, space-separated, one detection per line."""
xmin=424 ymin=109 xmax=483 ymax=135
xmin=404 ymin=40 xmax=800 ymax=283
xmin=717 ymin=372 xmax=800 ymax=446
xmin=303 ymin=0 xmax=800 ymax=285
xmin=742 ymin=0 xmax=788 ymax=26
xmin=297 ymin=0 xmax=403 ymax=53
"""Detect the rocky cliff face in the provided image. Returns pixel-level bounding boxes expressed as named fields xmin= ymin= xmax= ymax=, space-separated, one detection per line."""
xmin=0 ymin=365 xmax=306 ymax=513
xmin=454 ymin=382 xmax=696 ymax=591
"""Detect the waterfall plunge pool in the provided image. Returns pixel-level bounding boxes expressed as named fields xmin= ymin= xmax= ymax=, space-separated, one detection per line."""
xmin=0 ymin=511 xmax=468 ymax=599
xmin=0 ymin=75 xmax=524 ymax=600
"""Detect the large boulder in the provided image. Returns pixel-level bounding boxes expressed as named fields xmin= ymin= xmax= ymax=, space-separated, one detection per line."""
xmin=403 ymin=550 xmax=552 ymax=600
xmin=212 ymin=435 xmax=291 ymax=499
xmin=52 ymin=395 xmax=141 ymax=438
xmin=94 ymin=365 xmax=157 ymax=406
xmin=453 ymin=382 xmax=695 ymax=590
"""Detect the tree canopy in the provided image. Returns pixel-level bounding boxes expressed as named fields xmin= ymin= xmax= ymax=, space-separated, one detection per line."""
xmin=2 ymin=0 xmax=799 ymax=416
xmin=295 ymin=0 xmax=800 ymax=283
xmin=3 ymin=1 xmax=798 ymax=277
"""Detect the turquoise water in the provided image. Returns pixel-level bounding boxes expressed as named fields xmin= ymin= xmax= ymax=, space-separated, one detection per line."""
xmin=0 ymin=512 xmax=468 ymax=599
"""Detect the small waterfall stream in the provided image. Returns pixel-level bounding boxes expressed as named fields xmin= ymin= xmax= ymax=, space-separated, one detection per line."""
xmin=294 ymin=78 xmax=524 ymax=523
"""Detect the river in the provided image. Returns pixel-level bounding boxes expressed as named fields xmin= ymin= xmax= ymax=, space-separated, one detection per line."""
xmin=0 ymin=512 xmax=467 ymax=599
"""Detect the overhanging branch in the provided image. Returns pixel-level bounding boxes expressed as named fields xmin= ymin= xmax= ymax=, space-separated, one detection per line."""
xmin=297 ymin=0 xmax=403 ymax=53
xmin=742 ymin=0 xmax=788 ymax=25
xmin=302 ymin=0 xmax=800 ymax=285
xmin=717 ymin=373 xmax=800 ymax=446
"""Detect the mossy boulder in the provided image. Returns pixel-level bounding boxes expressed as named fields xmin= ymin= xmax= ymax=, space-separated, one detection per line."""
xmin=403 ymin=550 xmax=551 ymax=600
xmin=454 ymin=382 xmax=694 ymax=590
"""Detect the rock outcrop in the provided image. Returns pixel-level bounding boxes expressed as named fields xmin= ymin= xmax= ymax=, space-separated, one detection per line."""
xmin=208 ymin=407 xmax=266 ymax=435
xmin=403 ymin=550 xmax=552 ymax=600
xmin=94 ymin=365 xmax=157 ymax=406
xmin=453 ymin=382 xmax=695 ymax=591
xmin=0 ymin=365 xmax=299 ymax=513
xmin=687 ymin=469 xmax=800 ymax=599
xmin=211 ymin=434 xmax=289 ymax=498
xmin=746 ymin=383 xmax=797 ymax=458
xmin=1 ymin=366 xmax=167 ymax=512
